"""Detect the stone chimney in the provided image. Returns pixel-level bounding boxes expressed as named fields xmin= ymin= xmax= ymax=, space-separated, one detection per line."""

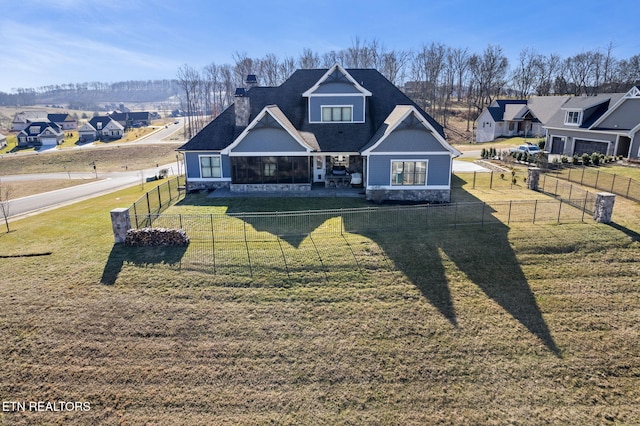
xmin=234 ymin=87 xmax=249 ymax=127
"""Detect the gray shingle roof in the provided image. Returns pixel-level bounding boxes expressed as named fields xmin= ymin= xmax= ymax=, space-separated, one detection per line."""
xmin=544 ymin=93 xmax=625 ymax=129
xmin=179 ymin=68 xmax=445 ymax=153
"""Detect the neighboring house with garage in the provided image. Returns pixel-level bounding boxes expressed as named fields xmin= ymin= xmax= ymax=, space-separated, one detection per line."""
xmin=16 ymin=121 xmax=64 ymax=147
xmin=11 ymin=111 xmax=77 ymax=131
xmin=109 ymin=111 xmax=151 ymax=128
xmin=86 ymin=116 xmax=125 ymax=141
xmin=475 ymin=96 xmax=570 ymax=143
xmin=48 ymin=113 xmax=77 ymax=130
xmin=178 ymin=64 xmax=460 ymax=203
xmin=544 ymin=86 xmax=640 ymax=159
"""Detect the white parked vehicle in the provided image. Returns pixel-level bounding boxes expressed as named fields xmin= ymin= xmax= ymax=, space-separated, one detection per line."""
xmin=509 ymin=144 xmax=543 ymax=156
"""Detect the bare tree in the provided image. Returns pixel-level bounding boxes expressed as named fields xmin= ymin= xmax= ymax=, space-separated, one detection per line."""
xmin=0 ymin=179 xmax=11 ymax=233
xmin=511 ymin=47 xmax=543 ymax=98
xmin=380 ymin=49 xmax=412 ymax=85
xmin=215 ymin=65 xmax=234 ymax=107
xmin=410 ymin=42 xmax=447 ymax=115
xmin=450 ymin=47 xmax=470 ymax=102
xmin=258 ymin=53 xmax=281 ymax=86
xmin=536 ymin=53 xmax=562 ymax=95
xmin=565 ymin=51 xmax=598 ymax=95
xmin=232 ymin=52 xmax=254 ymax=87
xmin=176 ymin=64 xmax=201 ymax=139
xmin=468 ymin=44 xmax=508 ymax=114
xmin=298 ymin=48 xmax=321 ymax=69
xmin=279 ymin=56 xmax=297 ymax=81
xmin=618 ymin=54 xmax=640 ymax=89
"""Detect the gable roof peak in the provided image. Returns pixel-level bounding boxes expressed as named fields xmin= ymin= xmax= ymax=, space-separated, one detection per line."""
xmin=302 ymin=63 xmax=373 ymax=97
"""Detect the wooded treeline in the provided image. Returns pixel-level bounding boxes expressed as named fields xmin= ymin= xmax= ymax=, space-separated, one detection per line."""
xmin=175 ymin=39 xmax=640 ymax=138
xmin=0 ymin=80 xmax=179 ymax=110
xmin=3 ymin=38 xmax=640 ymax=139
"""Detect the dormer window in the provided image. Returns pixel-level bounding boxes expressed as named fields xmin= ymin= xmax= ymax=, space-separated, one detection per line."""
xmin=322 ymin=106 xmax=353 ymax=122
xmin=304 ymin=64 xmax=371 ymax=124
xmin=565 ymin=110 xmax=582 ymax=125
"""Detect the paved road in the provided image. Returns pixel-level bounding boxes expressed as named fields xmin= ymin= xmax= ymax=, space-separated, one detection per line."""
xmin=5 ymin=164 xmax=179 ymax=220
xmin=2 ymin=119 xmax=187 ymax=220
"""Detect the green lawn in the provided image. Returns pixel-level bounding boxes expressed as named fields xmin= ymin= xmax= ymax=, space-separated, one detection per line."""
xmin=0 ymin=178 xmax=639 ymax=424
xmin=0 ymin=143 xmax=182 ymax=175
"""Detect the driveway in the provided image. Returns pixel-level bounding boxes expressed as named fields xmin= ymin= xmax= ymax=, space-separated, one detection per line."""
xmin=452 ymin=160 xmax=490 ymax=172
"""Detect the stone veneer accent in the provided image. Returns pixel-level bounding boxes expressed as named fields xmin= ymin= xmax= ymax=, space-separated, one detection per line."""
xmin=185 ymin=181 xmax=230 ymax=192
xmin=366 ymin=188 xmax=451 ymax=203
xmin=527 ymin=167 xmax=542 ymax=190
xmin=110 ymin=208 xmax=131 ymax=244
xmin=231 ymin=183 xmax=312 ymax=192
xmin=593 ymin=192 xmax=615 ymax=223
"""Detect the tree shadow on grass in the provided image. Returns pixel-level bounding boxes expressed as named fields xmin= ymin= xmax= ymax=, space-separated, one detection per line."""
xmin=100 ymin=244 xmax=188 ymax=285
xmin=163 ymin=184 xmax=561 ymax=355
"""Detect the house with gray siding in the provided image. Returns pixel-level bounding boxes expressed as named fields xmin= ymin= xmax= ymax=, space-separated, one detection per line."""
xmin=544 ymin=86 xmax=640 ymax=159
xmin=475 ymin=97 xmax=570 ymax=143
xmin=16 ymin=121 xmax=64 ymax=147
xmin=178 ymin=64 xmax=460 ymax=203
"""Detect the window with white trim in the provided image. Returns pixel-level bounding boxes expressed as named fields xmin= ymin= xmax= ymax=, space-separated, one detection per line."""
xmin=321 ymin=106 xmax=352 ymax=122
xmin=200 ymin=155 xmax=222 ymax=178
xmin=391 ymin=161 xmax=427 ymax=186
xmin=565 ymin=111 xmax=581 ymax=125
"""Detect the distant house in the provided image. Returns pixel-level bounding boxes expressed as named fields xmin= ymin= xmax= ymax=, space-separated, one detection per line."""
xmin=11 ymin=110 xmax=77 ymax=132
xmin=544 ymin=86 xmax=640 ymax=159
xmin=88 ymin=116 xmax=125 ymax=141
xmin=17 ymin=121 xmax=64 ymax=147
xmin=11 ymin=110 xmax=48 ymax=131
xmin=78 ymin=122 xmax=98 ymax=142
xmin=179 ymin=64 xmax=460 ymax=203
xmin=48 ymin=113 xmax=77 ymax=130
xmin=475 ymin=97 xmax=570 ymax=143
xmin=109 ymin=111 xmax=151 ymax=128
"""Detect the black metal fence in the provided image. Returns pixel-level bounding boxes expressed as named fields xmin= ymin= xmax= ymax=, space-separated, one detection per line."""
xmin=538 ymin=174 xmax=598 ymax=216
xmin=134 ymin=198 xmax=590 ymax=240
xmin=129 ymin=176 xmax=184 ymax=228
xmin=129 ymin=200 xmax=592 ymax=277
xmin=453 ymin=171 xmax=528 ymax=190
xmin=543 ymin=166 xmax=640 ymax=202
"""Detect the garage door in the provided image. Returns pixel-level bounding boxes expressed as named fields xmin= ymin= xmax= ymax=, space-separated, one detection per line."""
xmin=574 ymin=140 xmax=608 ymax=155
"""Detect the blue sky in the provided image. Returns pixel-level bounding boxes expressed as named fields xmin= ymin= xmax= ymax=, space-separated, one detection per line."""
xmin=1 ymin=0 xmax=638 ymax=92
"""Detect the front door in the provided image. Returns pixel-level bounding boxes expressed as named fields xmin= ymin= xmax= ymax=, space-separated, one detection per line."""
xmin=314 ymin=155 xmax=326 ymax=183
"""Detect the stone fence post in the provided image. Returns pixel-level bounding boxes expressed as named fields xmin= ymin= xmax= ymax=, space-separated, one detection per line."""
xmin=593 ymin=192 xmax=615 ymax=224
xmin=110 ymin=208 xmax=131 ymax=244
xmin=527 ymin=168 xmax=542 ymax=191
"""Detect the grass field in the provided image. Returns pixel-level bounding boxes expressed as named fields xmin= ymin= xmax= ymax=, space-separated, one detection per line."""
xmin=0 ymin=143 xmax=182 ymax=175
xmin=0 ymin=176 xmax=639 ymax=424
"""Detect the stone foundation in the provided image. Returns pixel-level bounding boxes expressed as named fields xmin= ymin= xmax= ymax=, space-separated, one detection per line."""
xmin=185 ymin=181 xmax=230 ymax=192
xmin=366 ymin=188 xmax=451 ymax=203
xmin=230 ymin=183 xmax=312 ymax=192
